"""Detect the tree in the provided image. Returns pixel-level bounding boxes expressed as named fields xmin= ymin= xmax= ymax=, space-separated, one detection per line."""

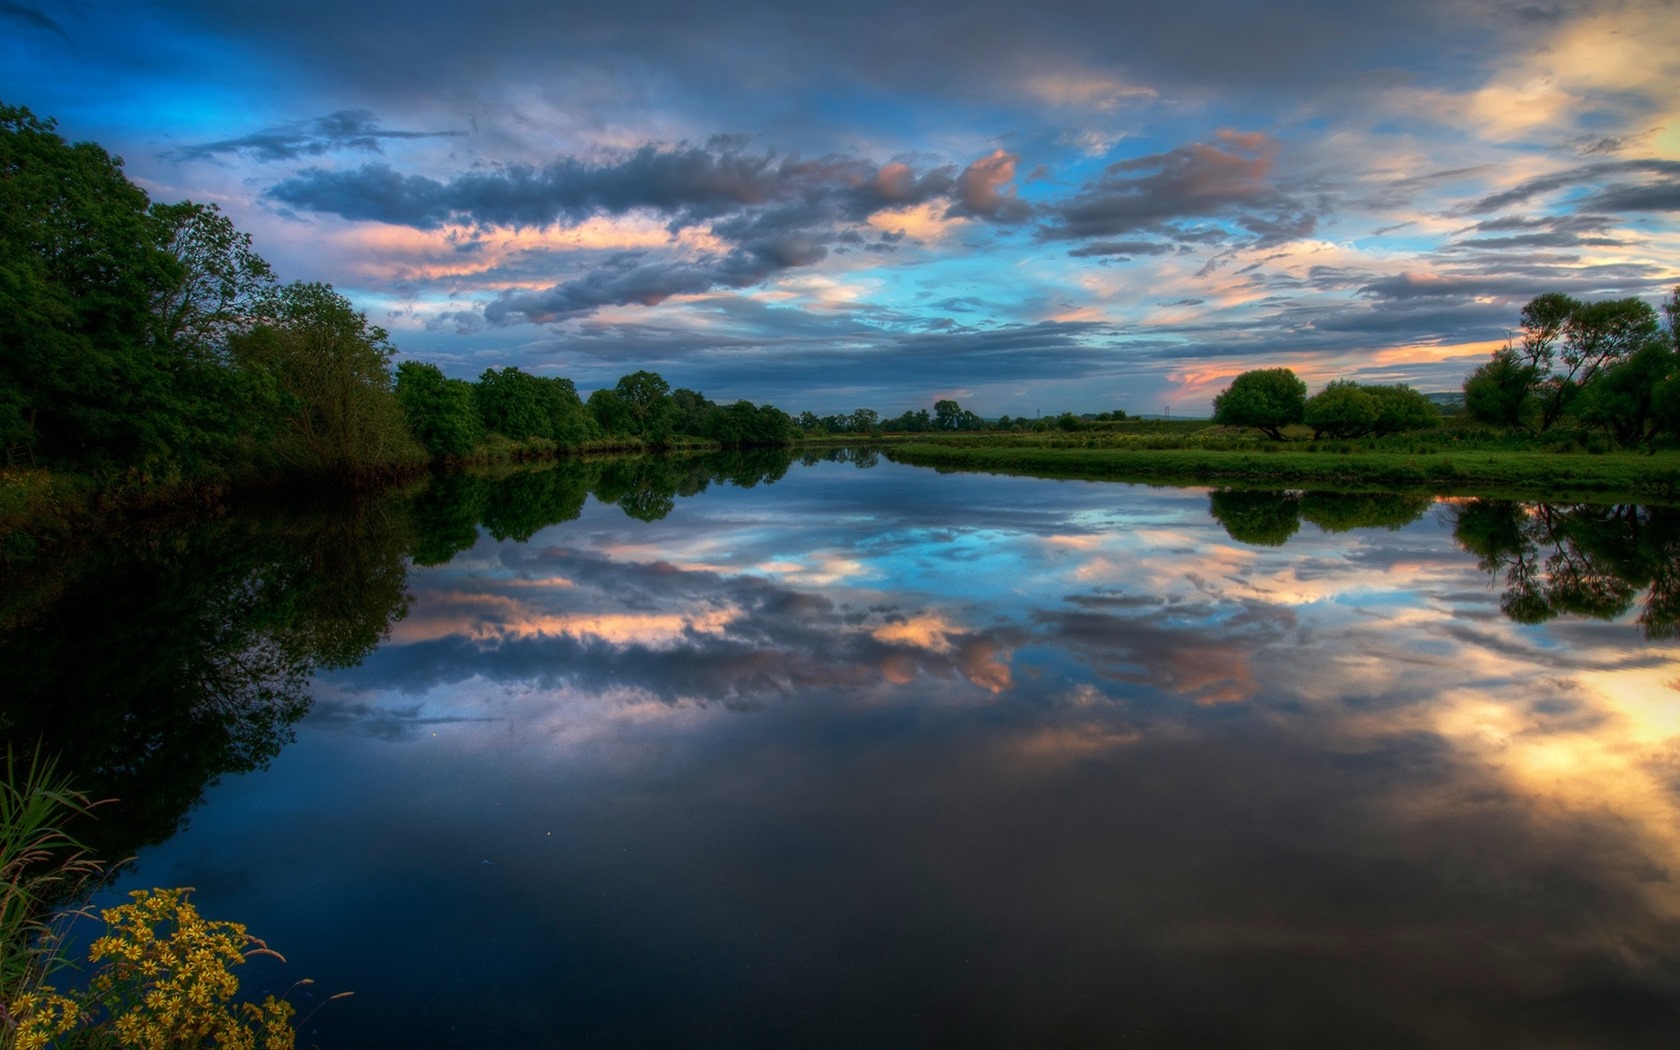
xmin=934 ymin=399 xmax=963 ymax=430
xmin=1212 ymin=368 xmax=1306 ymax=440
xmin=396 ymin=361 xmax=482 ymax=458
xmin=1365 ymin=383 xmax=1439 ymax=435
xmin=1472 ymin=292 xmax=1664 ymax=432
xmin=668 ymin=387 xmax=716 ymax=436
xmin=1303 ymin=381 xmax=1378 ymax=439
xmin=0 ymin=105 xmax=177 ymax=465
xmin=1575 ymin=342 xmax=1676 ymax=445
xmin=613 ymin=370 xmax=673 ymax=438
xmin=150 ymin=201 xmax=276 ymax=359
xmin=1464 ymin=346 xmax=1540 ymax=428
xmin=229 ymin=282 xmax=422 ymax=479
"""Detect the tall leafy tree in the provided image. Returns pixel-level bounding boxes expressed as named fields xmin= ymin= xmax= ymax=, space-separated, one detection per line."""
xmin=0 ymin=105 xmax=175 ymax=465
xmin=396 ymin=361 xmax=482 ymax=458
xmin=230 ymin=282 xmax=422 ymax=479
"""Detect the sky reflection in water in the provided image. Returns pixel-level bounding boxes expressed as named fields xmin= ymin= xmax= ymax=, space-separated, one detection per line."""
xmin=111 ymin=459 xmax=1680 ymax=1048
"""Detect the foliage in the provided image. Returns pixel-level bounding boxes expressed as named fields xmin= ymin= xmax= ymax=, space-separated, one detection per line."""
xmin=229 ymin=283 xmax=424 ymax=480
xmin=1212 ymin=368 xmax=1306 ymax=440
xmin=0 ymin=749 xmax=101 ymax=1033
xmin=1463 ymin=346 xmax=1540 ymax=429
xmin=1574 ymin=342 xmax=1677 ymax=446
xmin=395 ymin=361 xmax=482 ymax=459
xmin=1465 ymin=290 xmax=1669 ymax=436
xmin=0 ymin=105 xmax=176 ymax=467
xmin=474 ymin=367 xmax=596 ymax=447
xmin=1304 ymin=381 xmax=1438 ymax=439
xmin=1365 ymin=384 xmax=1440 ymax=435
xmin=0 ymin=105 xmax=436 ymax=483
xmin=11 ymin=888 xmax=299 ymax=1050
xmin=1303 ymin=381 xmax=1378 ymax=439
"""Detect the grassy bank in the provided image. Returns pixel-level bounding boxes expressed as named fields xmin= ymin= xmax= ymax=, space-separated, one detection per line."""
xmin=884 ymin=440 xmax=1680 ymax=503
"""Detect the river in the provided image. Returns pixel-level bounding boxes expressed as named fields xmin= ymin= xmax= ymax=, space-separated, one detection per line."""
xmin=4 ymin=449 xmax=1678 ymax=1047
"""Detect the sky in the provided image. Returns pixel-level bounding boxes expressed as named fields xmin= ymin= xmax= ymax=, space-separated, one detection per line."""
xmin=5 ymin=0 xmax=1680 ymax=415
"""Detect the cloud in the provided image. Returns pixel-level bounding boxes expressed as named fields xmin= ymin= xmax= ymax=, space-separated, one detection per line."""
xmin=269 ymin=142 xmax=957 ymax=232
xmin=0 ymin=0 xmax=66 ymax=39
xmin=482 ymin=244 xmax=823 ymax=323
xmin=171 ymin=110 xmax=465 ymax=162
xmin=947 ymin=148 xmax=1031 ymax=222
xmin=1462 ymin=159 xmax=1680 ymax=214
xmin=1023 ymin=71 xmax=1158 ymax=111
xmin=1066 ymin=240 xmax=1176 ymax=259
xmin=1037 ymin=130 xmax=1313 ymax=247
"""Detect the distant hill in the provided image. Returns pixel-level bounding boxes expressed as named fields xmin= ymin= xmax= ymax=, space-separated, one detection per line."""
xmin=1426 ymin=392 xmax=1465 ymax=413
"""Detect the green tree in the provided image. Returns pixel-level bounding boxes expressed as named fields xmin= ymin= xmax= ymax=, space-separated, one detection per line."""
xmin=396 ymin=361 xmax=482 ymax=458
xmin=229 ymin=282 xmax=422 ymax=479
xmin=668 ymin=387 xmax=716 ymax=436
xmin=1575 ymin=342 xmax=1676 ymax=445
xmin=1212 ymin=368 xmax=1306 ymax=440
xmin=1302 ymin=381 xmax=1378 ymax=438
xmin=1463 ymin=346 xmax=1540 ymax=428
xmin=149 ymin=201 xmax=276 ymax=359
xmin=1365 ymin=384 xmax=1439 ymax=435
xmin=934 ymin=399 xmax=962 ymax=430
xmin=0 ymin=105 xmax=176 ymax=466
xmin=586 ymin=387 xmax=633 ymax=436
xmin=613 ymin=370 xmax=674 ymax=439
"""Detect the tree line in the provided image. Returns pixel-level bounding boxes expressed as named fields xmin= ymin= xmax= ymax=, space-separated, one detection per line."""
xmin=0 ymin=106 xmax=794 ymax=486
xmin=795 ymin=399 xmax=1127 ymax=436
xmin=1211 ymin=288 xmax=1680 ymax=445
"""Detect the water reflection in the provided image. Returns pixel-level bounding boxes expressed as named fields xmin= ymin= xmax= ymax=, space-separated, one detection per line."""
xmin=1450 ymin=499 xmax=1680 ymax=639
xmin=1203 ymin=487 xmax=1680 ymax=639
xmin=7 ymin=457 xmax=1678 ymax=1047
xmin=0 ymin=500 xmax=411 ymax=862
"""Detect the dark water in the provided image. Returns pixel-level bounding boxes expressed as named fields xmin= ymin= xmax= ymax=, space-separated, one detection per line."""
xmin=5 ymin=450 xmax=1679 ymax=1048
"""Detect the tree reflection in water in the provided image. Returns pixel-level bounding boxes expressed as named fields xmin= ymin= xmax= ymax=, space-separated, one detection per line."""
xmin=1205 ymin=487 xmax=1680 ymax=638
xmin=0 ymin=449 xmax=803 ymax=865
xmin=0 ymin=498 xmax=412 ymax=864
xmin=1450 ymin=499 xmax=1680 ymax=639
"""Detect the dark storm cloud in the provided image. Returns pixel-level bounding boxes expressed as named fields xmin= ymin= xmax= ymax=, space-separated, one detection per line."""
xmin=170 ymin=110 xmax=465 ymax=162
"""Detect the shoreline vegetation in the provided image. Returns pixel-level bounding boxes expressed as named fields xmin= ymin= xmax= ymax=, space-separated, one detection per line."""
xmin=8 ymin=102 xmax=1680 ymax=551
xmin=882 ymin=433 xmax=1680 ymax=503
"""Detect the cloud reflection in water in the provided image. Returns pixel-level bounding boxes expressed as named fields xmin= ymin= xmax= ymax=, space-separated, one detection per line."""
xmin=138 ymin=460 xmax=1680 ymax=1046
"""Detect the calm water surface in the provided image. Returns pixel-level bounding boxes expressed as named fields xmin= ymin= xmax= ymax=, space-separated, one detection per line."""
xmin=6 ymin=452 xmax=1679 ymax=1048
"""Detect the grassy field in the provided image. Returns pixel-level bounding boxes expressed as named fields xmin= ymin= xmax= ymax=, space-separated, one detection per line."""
xmin=883 ymin=425 xmax=1680 ymax=503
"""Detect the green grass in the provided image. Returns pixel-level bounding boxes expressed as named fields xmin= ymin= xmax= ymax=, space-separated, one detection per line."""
xmin=884 ymin=439 xmax=1680 ymax=503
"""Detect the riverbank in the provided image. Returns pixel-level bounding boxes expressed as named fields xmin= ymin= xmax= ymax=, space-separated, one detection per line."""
xmin=884 ymin=441 xmax=1680 ymax=503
